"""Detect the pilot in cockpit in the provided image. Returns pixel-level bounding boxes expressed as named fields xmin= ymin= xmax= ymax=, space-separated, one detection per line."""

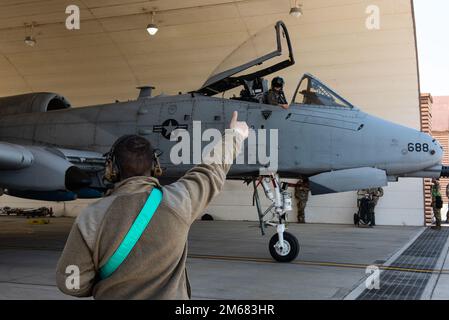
xmin=264 ymin=77 xmax=289 ymax=110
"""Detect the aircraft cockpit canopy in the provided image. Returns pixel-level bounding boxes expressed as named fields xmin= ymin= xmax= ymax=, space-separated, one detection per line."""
xmin=292 ymin=74 xmax=354 ymax=108
xmin=196 ymin=21 xmax=294 ymax=96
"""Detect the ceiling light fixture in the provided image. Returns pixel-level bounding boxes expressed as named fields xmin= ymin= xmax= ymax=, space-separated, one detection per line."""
xmin=24 ymin=35 xmax=37 ymax=47
xmin=147 ymin=12 xmax=158 ymax=36
xmin=290 ymin=1 xmax=303 ymax=18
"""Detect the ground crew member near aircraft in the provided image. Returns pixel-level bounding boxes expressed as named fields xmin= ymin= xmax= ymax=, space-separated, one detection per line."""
xmin=446 ymin=183 xmax=449 ymax=224
xmin=56 ymin=111 xmax=249 ymax=299
xmin=368 ymin=187 xmax=383 ymax=226
xmin=264 ymin=76 xmax=289 ymax=109
xmin=431 ymin=178 xmax=443 ymax=230
xmin=356 ymin=188 xmax=382 ymax=227
xmin=357 ymin=189 xmax=373 ymax=226
xmin=357 ymin=189 xmax=367 ymax=209
xmin=294 ymin=178 xmax=310 ymax=224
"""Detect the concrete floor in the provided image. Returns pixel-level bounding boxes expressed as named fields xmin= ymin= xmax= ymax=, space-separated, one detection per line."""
xmin=0 ymin=216 xmax=434 ymax=300
xmin=424 ymin=227 xmax=449 ymax=300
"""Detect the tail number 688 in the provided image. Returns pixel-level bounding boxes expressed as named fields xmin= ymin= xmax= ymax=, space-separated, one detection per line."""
xmin=408 ymin=143 xmax=429 ymax=153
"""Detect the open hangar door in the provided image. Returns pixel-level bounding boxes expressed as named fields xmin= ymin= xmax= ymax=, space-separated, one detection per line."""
xmin=0 ymin=0 xmax=423 ymax=226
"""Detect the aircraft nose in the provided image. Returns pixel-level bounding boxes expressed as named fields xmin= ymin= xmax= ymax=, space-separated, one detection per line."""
xmin=399 ymin=132 xmax=444 ymax=178
xmin=428 ymin=134 xmax=443 ymax=160
xmin=419 ymin=132 xmax=444 ymax=169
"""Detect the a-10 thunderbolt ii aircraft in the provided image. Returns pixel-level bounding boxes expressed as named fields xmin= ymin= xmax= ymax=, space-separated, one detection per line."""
xmin=0 ymin=21 xmax=446 ymax=262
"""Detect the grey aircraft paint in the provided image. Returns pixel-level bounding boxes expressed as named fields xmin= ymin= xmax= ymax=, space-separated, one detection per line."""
xmin=0 ymin=21 xmax=445 ymax=261
xmin=0 ymin=21 xmax=444 ymax=200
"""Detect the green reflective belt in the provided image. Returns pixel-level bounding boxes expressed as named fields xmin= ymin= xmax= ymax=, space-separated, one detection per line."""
xmin=99 ymin=188 xmax=163 ymax=280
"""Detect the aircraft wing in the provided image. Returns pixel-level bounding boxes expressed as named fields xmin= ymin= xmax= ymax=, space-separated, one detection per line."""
xmin=309 ymin=167 xmax=388 ymax=195
xmin=0 ymin=142 xmax=105 ymax=200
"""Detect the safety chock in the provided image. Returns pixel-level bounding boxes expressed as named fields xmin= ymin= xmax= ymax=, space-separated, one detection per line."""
xmin=27 ymin=218 xmax=50 ymax=225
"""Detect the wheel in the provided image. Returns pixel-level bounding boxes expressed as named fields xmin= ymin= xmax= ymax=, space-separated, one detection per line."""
xmin=354 ymin=213 xmax=360 ymax=226
xmin=269 ymin=232 xmax=300 ymax=262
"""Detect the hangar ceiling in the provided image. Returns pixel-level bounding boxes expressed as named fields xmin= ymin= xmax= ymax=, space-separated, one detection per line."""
xmin=0 ymin=0 xmax=296 ymax=106
xmin=0 ymin=0 xmax=417 ymax=110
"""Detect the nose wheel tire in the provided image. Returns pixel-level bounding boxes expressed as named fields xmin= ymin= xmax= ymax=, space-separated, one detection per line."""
xmin=269 ymin=232 xmax=300 ymax=262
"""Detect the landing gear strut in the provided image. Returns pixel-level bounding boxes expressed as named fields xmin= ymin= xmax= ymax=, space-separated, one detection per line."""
xmin=252 ymin=175 xmax=300 ymax=262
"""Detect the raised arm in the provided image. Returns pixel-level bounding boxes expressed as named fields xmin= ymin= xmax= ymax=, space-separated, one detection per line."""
xmin=163 ymin=111 xmax=249 ymax=224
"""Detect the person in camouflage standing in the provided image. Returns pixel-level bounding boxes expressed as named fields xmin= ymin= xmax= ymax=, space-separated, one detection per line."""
xmin=431 ymin=178 xmax=443 ymax=230
xmin=295 ymin=177 xmax=310 ymax=224
xmin=446 ymin=183 xmax=449 ymax=224
xmin=368 ymin=187 xmax=383 ymax=226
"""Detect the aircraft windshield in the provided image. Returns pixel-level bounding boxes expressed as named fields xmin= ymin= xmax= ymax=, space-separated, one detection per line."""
xmin=197 ymin=21 xmax=294 ymax=96
xmin=293 ymin=74 xmax=353 ymax=108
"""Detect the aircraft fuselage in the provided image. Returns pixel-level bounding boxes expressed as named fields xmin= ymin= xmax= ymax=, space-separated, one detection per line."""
xmin=0 ymin=94 xmax=442 ymax=181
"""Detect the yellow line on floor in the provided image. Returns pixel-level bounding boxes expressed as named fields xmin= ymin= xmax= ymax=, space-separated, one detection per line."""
xmin=188 ymin=254 xmax=449 ymax=275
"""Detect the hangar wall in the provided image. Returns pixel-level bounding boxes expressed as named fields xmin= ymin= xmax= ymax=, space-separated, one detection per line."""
xmin=207 ymin=0 xmax=424 ymax=226
xmin=0 ymin=0 xmax=423 ymax=226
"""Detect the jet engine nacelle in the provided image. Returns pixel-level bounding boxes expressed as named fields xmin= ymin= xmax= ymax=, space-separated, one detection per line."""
xmin=309 ymin=167 xmax=388 ymax=195
xmin=0 ymin=142 xmax=34 ymax=169
xmin=5 ymin=188 xmax=103 ymax=202
xmin=0 ymin=146 xmax=91 ymax=192
xmin=0 ymin=92 xmax=71 ymax=116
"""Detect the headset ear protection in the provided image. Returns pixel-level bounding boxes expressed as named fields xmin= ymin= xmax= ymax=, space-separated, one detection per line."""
xmin=103 ymin=135 xmax=133 ymax=184
xmin=103 ymin=136 xmax=164 ymax=183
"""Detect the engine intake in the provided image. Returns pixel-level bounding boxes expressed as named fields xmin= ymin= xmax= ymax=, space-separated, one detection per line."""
xmin=0 ymin=92 xmax=71 ymax=116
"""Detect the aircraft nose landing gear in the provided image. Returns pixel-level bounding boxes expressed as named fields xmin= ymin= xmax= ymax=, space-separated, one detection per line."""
xmin=252 ymin=175 xmax=300 ymax=262
xmin=270 ymin=231 xmax=300 ymax=263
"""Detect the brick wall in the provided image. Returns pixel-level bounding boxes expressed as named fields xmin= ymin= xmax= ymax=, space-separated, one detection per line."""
xmin=427 ymin=96 xmax=449 ymax=224
xmin=433 ymin=132 xmax=449 ymax=204
xmin=420 ymin=93 xmax=433 ymax=225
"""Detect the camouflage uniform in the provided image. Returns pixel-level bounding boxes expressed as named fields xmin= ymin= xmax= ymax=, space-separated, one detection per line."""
xmin=295 ymin=179 xmax=310 ymax=224
xmin=368 ymin=187 xmax=383 ymax=226
xmin=357 ymin=189 xmax=369 ymax=209
xmin=356 ymin=188 xmax=383 ymax=227
xmin=446 ymin=184 xmax=449 ymax=223
xmin=432 ymin=181 xmax=442 ymax=228
xmin=369 ymin=187 xmax=384 ymax=207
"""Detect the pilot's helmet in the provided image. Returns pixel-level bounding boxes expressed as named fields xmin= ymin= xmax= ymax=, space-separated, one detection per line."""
xmin=271 ymin=77 xmax=285 ymax=88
